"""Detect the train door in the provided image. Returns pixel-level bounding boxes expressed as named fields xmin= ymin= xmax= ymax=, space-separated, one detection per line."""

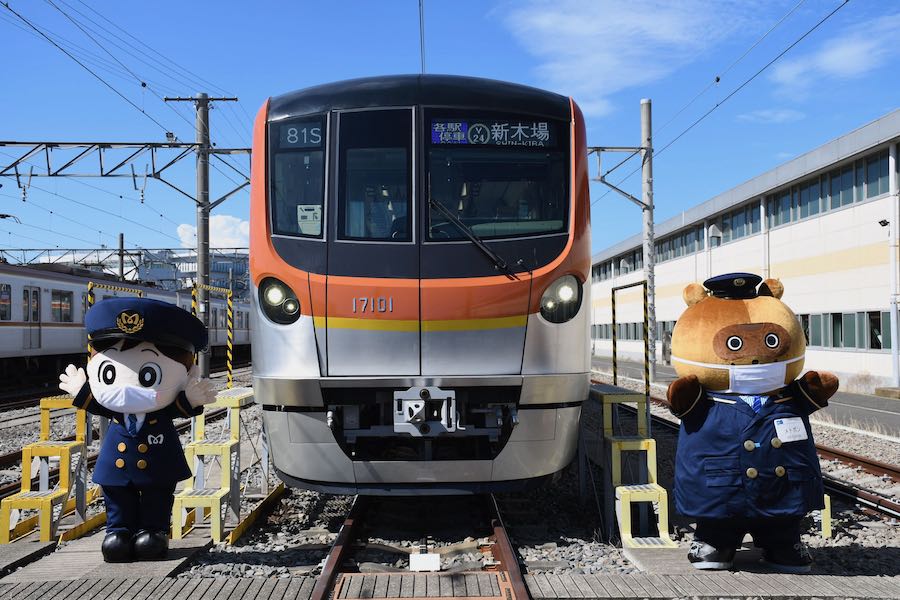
xmin=325 ymin=108 xmax=419 ymax=376
xmin=22 ymin=285 xmax=41 ymax=349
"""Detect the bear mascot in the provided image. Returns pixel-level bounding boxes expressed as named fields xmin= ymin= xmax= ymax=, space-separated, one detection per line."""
xmin=665 ymin=273 xmax=837 ymax=573
xmin=58 ymin=297 xmax=215 ymax=562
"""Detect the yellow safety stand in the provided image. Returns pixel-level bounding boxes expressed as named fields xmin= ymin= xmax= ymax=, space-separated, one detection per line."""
xmin=820 ymin=494 xmax=832 ymax=539
xmin=172 ymin=387 xmax=254 ymax=542
xmin=0 ymin=396 xmax=88 ymax=543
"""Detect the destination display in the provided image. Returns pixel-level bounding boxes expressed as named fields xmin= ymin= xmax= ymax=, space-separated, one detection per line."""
xmin=431 ymin=119 xmax=555 ymax=147
xmin=278 ymin=120 xmax=323 ymax=149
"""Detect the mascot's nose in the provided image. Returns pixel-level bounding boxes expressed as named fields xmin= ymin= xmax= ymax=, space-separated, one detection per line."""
xmin=752 ymin=359 xmax=759 ymax=364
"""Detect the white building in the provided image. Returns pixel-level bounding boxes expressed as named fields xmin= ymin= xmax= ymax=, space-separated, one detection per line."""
xmin=591 ymin=109 xmax=900 ymax=393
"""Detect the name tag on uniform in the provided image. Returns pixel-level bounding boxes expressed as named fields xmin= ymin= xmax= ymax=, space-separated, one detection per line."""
xmin=774 ymin=417 xmax=808 ymax=443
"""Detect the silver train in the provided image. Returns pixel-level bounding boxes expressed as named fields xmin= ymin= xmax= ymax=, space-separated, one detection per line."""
xmin=0 ymin=262 xmax=250 ymax=380
xmin=251 ymin=76 xmax=592 ymax=494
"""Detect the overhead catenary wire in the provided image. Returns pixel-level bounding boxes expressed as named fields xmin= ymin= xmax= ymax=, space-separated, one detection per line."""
xmin=591 ymin=0 xmax=851 ymax=209
xmin=600 ymin=0 xmax=809 ymax=182
xmin=1 ymin=1 xmax=173 ymax=136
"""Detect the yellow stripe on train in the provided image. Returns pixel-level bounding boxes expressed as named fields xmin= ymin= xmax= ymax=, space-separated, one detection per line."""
xmin=311 ymin=315 xmax=528 ymax=332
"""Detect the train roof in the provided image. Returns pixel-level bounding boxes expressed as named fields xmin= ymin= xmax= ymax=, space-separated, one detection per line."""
xmin=269 ymin=74 xmax=571 ymax=121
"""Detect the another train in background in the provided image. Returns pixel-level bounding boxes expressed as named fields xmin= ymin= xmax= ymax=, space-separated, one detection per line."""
xmin=0 ymin=262 xmax=251 ymax=383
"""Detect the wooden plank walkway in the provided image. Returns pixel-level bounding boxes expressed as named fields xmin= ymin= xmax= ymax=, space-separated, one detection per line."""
xmin=0 ymin=573 xmax=898 ymax=599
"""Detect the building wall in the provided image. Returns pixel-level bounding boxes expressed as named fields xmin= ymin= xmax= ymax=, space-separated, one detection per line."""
xmin=591 ymin=139 xmax=899 ymax=393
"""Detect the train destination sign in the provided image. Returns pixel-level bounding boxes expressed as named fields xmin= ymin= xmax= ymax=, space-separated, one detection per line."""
xmin=279 ymin=120 xmax=323 ymax=149
xmin=431 ymin=119 xmax=554 ymax=147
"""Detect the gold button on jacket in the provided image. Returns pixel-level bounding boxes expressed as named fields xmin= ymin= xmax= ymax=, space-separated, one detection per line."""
xmin=743 ymin=440 xmax=755 ymax=451
xmin=115 ymin=458 xmax=125 ymax=469
xmin=117 ymin=442 xmax=127 ymax=452
xmin=746 ymin=467 xmax=758 ymax=479
xmin=136 ymin=459 xmax=148 ymax=470
xmin=771 ymin=438 xmax=782 ymax=448
xmin=775 ymin=466 xmax=786 ymax=477
xmin=138 ymin=443 xmax=149 ymax=453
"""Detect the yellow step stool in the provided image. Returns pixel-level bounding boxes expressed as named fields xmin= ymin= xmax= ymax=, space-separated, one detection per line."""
xmin=172 ymin=387 xmax=253 ymax=542
xmin=615 ymin=483 xmax=678 ymax=548
xmin=0 ymin=396 xmax=88 ymax=543
xmin=608 ymin=436 xmax=657 ymax=487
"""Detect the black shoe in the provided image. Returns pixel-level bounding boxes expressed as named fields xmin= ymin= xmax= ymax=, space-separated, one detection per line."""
xmin=688 ymin=541 xmax=735 ymax=570
xmin=101 ymin=530 xmax=134 ymax=563
xmin=761 ymin=543 xmax=813 ymax=573
xmin=133 ymin=530 xmax=169 ymax=560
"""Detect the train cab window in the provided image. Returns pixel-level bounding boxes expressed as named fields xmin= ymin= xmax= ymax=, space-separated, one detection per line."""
xmin=51 ymin=290 xmax=74 ymax=323
xmin=426 ymin=113 xmax=567 ymax=241
xmin=0 ymin=284 xmax=10 ymax=321
xmin=270 ymin=116 xmax=326 ymax=238
xmin=338 ymin=110 xmax=412 ymax=242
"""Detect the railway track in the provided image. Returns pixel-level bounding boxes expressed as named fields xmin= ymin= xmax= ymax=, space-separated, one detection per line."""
xmin=0 ymin=361 xmax=252 ymax=414
xmin=312 ymin=494 xmax=530 ymax=600
xmin=609 ymin=395 xmax=900 ymax=520
xmin=0 ymin=407 xmax=228 ymax=502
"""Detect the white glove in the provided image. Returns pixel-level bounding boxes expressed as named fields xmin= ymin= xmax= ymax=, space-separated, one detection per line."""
xmin=59 ymin=364 xmax=87 ymax=397
xmin=184 ymin=367 xmax=216 ymax=408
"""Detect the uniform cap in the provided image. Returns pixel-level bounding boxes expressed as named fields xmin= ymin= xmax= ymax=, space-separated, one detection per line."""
xmin=703 ymin=272 xmax=762 ymax=299
xmin=86 ymin=297 xmax=207 ymax=352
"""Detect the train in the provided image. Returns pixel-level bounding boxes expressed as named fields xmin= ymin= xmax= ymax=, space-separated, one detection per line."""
xmin=250 ymin=75 xmax=591 ymax=494
xmin=0 ymin=262 xmax=251 ymax=383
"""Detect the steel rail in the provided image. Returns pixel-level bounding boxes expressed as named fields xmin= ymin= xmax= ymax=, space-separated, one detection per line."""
xmin=488 ymin=494 xmax=530 ymax=600
xmin=310 ymin=495 xmax=368 ymax=600
xmin=0 ymin=407 xmax=228 ymax=500
xmin=603 ymin=389 xmax=900 ymax=520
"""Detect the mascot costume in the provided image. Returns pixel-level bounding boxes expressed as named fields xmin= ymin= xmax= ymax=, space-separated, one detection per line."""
xmin=666 ymin=273 xmax=837 ymax=573
xmin=58 ymin=298 xmax=215 ymax=562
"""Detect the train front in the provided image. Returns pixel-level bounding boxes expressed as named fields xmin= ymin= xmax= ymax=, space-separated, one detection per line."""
xmin=250 ymin=75 xmax=591 ymax=494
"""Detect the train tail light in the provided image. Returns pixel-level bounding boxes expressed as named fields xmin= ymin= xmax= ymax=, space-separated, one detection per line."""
xmin=539 ymin=275 xmax=582 ymax=323
xmin=259 ymin=277 xmax=301 ymax=324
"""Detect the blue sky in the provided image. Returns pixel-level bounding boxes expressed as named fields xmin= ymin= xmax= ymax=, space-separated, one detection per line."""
xmin=0 ymin=0 xmax=898 ymax=255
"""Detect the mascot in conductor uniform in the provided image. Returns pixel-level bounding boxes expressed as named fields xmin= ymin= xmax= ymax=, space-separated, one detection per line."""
xmin=665 ymin=273 xmax=838 ymax=573
xmin=58 ymin=298 xmax=216 ymax=563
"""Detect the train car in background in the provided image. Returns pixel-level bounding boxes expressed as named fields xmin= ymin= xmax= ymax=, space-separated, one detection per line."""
xmin=251 ymin=75 xmax=591 ymax=494
xmin=0 ymin=262 xmax=251 ymax=383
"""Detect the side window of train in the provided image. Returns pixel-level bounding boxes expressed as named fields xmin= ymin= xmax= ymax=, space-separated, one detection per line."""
xmin=338 ymin=110 xmax=412 ymax=242
xmin=0 ymin=283 xmax=10 ymax=321
xmin=81 ymin=292 xmax=88 ymax=319
xmin=51 ymin=290 xmax=74 ymax=323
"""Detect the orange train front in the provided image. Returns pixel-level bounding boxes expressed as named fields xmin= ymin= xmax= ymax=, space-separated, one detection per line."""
xmin=250 ymin=75 xmax=591 ymax=493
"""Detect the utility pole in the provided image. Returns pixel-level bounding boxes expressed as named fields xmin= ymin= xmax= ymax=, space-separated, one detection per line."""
xmin=118 ymin=233 xmax=125 ymax=281
xmin=165 ymin=93 xmax=238 ymax=378
xmin=641 ymin=99 xmax=657 ymax=383
xmin=589 ymin=99 xmax=657 ymax=382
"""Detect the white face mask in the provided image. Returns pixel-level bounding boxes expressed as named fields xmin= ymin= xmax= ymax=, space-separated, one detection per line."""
xmin=95 ymin=384 xmax=162 ymax=413
xmin=671 ymin=355 xmax=804 ymax=395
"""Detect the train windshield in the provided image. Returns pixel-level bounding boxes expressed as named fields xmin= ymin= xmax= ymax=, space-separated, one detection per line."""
xmin=270 ymin=116 xmax=326 ymax=237
xmin=427 ymin=114 xmax=567 ymax=241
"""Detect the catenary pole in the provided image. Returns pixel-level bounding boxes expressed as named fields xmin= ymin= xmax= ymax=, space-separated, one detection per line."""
xmin=641 ymin=99 xmax=657 ymax=383
xmin=890 ymin=143 xmax=899 ymax=387
xmin=118 ymin=233 xmax=124 ymax=281
xmin=164 ymin=93 xmax=239 ymax=378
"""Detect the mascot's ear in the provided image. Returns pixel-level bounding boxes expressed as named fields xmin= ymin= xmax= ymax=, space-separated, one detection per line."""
xmin=683 ymin=283 xmax=706 ymax=306
xmin=759 ymin=278 xmax=784 ymax=299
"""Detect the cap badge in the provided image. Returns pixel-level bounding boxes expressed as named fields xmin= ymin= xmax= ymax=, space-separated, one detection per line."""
xmin=116 ymin=311 xmax=144 ymax=334
xmin=734 ymin=278 xmax=746 ymax=287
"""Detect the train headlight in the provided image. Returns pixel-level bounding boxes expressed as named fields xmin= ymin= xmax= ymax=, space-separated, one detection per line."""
xmin=540 ymin=275 xmax=582 ymax=323
xmin=259 ymin=277 xmax=301 ymax=325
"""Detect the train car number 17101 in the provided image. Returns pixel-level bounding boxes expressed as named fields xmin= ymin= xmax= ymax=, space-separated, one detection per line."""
xmin=351 ymin=297 xmax=394 ymax=313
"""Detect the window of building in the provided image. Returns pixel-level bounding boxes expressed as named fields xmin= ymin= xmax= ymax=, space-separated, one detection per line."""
xmin=855 ymin=161 xmax=865 ymax=202
xmin=842 ymin=312 xmax=856 ymax=348
xmin=0 ymin=284 xmax=9 ymax=321
xmin=810 ymin=314 xmax=822 ymax=346
xmin=51 ymin=290 xmax=73 ymax=323
xmin=866 ymin=152 xmax=889 ymax=198
xmin=798 ymin=314 xmax=809 ymax=344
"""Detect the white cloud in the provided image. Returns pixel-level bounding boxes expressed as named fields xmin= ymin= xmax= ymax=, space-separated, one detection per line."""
xmin=499 ymin=0 xmax=758 ymax=116
xmin=770 ymin=13 xmax=900 ymax=98
xmin=737 ymin=108 xmax=805 ymax=124
xmin=177 ymin=214 xmax=249 ymax=248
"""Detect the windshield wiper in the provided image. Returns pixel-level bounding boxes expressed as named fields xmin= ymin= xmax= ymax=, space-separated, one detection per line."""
xmin=428 ymin=196 xmax=520 ymax=280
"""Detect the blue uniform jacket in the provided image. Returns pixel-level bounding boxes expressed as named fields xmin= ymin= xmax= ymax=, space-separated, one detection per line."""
xmin=674 ymin=380 xmax=826 ymax=519
xmin=73 ymin=382 xmax=201 ymax=488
